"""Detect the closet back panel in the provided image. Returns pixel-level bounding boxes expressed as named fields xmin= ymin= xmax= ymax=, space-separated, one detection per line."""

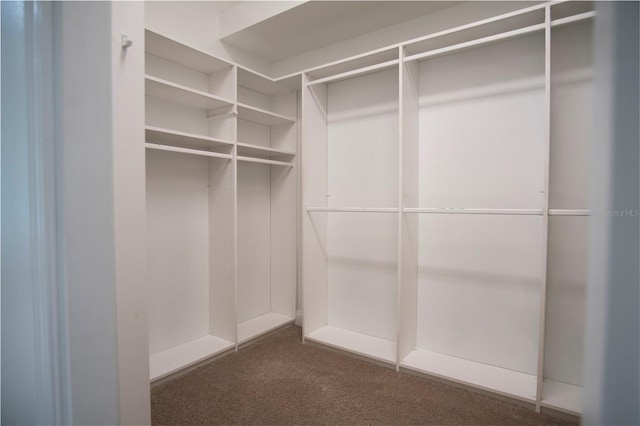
xmin=416 ymin=34 xmax=544 ymax=375
xmin=327 ymin=68 xmax=398 ymax=207
xmin=325 ymin=68 xmax=398 ymax=340
xmin=147 ymin=150 xmax=211 ymax=354
xmin=544 ymin=20 xmax=593 ymax=386
xmin=417 ymin=215 xmax=542 ymax=374
xmin=237 ymin=162 xmax=272 ymax=322
xmin=549 ymin=21 xmax=592 ymax=210
xmin=238 ymin=119 xmax=270 ymax=147
xmin=418 ymin=34 xmax=545 ymax=209
xmin=146 ymin=53 xmax=209 ymax=92
xmin=146 ymin=96 xmax=210 ymax=136
xmin=545 ymin=216 xmax=588 ymax=386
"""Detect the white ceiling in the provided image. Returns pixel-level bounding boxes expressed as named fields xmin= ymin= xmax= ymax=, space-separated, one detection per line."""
xmin=220 ymin=1 xmax=462 ymax=63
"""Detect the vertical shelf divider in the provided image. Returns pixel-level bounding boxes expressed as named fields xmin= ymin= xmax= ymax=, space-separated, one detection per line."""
xmin=535 ymin=4 xmax=553 ymax=413
xmin=301 ymin=73 xmax=329 ymax=341
xmin=397 ymin=46 xmax=420 ymax=371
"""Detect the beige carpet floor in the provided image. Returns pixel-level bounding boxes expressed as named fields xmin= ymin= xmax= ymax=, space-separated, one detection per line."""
xmin=151 ymin=325 xmax=577 ymax=425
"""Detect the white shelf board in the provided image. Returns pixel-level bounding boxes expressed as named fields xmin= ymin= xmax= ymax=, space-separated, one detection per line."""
xmin=403 ymin=4 xmax=544 ymax=58
xmin=305 ymin=326 xmax=397 ymax=364
xmin=307 ymin=59 xmax=399 ymax=86
xmin=145 ymin=75 xmax=234 ymax=110
xmin=306 ymin=47 xmax=399 ymax=81
xmin=401 ymin=349 xmax=537 ymax=402
xmin=238 ymin=312 xmax=294 ymax=344
xmin=405 ymin=23 xmax=544 ymax=63
xmin=145 ymin=126 xmax=234 ymax=151
xmin=237 ymin=156 xmax=294 ymax=167
xmin=145 ymin=29 xmax=232 ymax=74
xmin=541 ymin=380 xmax=582 ymax=415
xmin=237 ymin=103 xmax=296 ymax=126
xmin=145 ymin=143 xmax=232 ymax=160
xmin=237 ymin=142 xmax=295 ymax=159
xmin=150 ymin=334 xmax=234 ymax=381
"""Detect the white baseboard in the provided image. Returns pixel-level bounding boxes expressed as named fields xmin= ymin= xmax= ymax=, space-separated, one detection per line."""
xmin=295 ymin=310 xmax=303 ymax=326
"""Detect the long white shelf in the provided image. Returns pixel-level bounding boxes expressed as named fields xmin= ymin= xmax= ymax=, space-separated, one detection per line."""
xmin=551 ymin=11 xmax=595 ymax=28
xmin=405 ymin=23 xmax=545 ymax=63
xmin=146 ymin=29 xmax=233 ymax=74
xmin=237 ymin=103 xmax=296 ymax=126
xmin=145 ymin=75 xmax=234 ymax=110
xmin=541 ymin=380 xmax=582 ymax=415
xmin=401 ymin=349 xmax=537 ymax=403
xmin=145 ymin=143 xmax=232 ymax=160
xmin=237 ymin=156 xmax=294 ymax=167
xmin=238 ymin=312 xmax=294 ymax=344
xmin=150 ymin=335 xmax=234 ymax=381
xmin=307 ymin=59 xmax=399 ymax=86
xmin=305 ymin=326 xmax=397 ymax=365
xmin=237 ymin=142 xmax=296 ymax=159
xmin=145 ymin=126 xmax=234 ymax=151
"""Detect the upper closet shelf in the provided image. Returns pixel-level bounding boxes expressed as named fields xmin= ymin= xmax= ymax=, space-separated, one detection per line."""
xmin=145 ymin=75 xmax=234 ymax=110
xmin=403 ymin=6 xmax=544 ymax=62
xmin=305 ymin=47 xmax=399 ymax=84
xmin=307 ymin=59 xmax=399 ymax=86
xmin=145 ymin=126 xmax=234 ymax=151
xmin=145 ymin=29 xmax=233 ymax=74
xmin=237 ymin=103 xmax=295 ymax=126
xmin=236 ymin=142 xmax=295 ymax=159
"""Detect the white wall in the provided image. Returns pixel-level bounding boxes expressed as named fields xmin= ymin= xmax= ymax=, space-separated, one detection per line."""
xmin=584 ymin=2 xmax=639 ymax=424
xmin=147 ymin=152 xmax=212 ymax=354
xmin=416 ymin=33 xmax=545 ymax=374
xmin=1 ymin=2 xmax=71 ymax=423
xmin=111 ymin=2 xmax=151 ymax=423
xmin=237 ymin=162 xmax=273 ymax=322
xmin=326 ymin=69 xmax=399 ymax=341
xmin=58 ymin=3 xmax=121 ymax=423
xmin=543 ymin=20 xmax=593 ymax=387
xmin=145 ymin=1 xmax=271 ymax=76
xmin=273 ymin=2 xmax=540 ymax=77
xmin=2 ymin=2 xmax=150 ymax=423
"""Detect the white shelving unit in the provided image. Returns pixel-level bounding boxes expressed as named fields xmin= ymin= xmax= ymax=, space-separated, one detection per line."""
xmin=234 ymin=67 xmax=297 ymax=344
xmin=144 ymin=30 xmax=297 ymax=381
xmin=302 ymin=1 xmax=593 ymax=416
xmin=303 ymin=56 xmax=400 ymax=367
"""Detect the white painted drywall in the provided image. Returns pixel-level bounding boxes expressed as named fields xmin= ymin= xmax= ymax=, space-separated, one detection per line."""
xmin=145 ymin=1 xmax=271 ymax=76
xmin=111 ymin=2 xmax=151 ymax=423
xmin=583 ymin=2 xmax=639 ymax=424
xmin=272 ymin=2 xmax=540 ymax=78
xmin=326 ymin=69 xmax=399 ymax=341
xmin=416 ymin=34 xmax=545 ymax=374
xmin=1 ymin=2 xmax=70 ymax=423
xmin=219 ymin=1 xmax=305 ymax=39
xmin=237 ymin=162 xmax=273 ymax=322
xmin=542 ymin=20 xmax=593 ymax=388
xmin=147 ymin=151 xmax=212 ymax=354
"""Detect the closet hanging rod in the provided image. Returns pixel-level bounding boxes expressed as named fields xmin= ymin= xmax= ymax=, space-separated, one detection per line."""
xmin=550 ymin=11 xmax=595 ymax=28
xmin=306 ymin=60 xmax=400 ymax=87
xmin=548 ymin=209 xmax=591 ymax=216
xmin=145 ymin=143 xmax=232 ymax=160
xmin=403 ymin=208 xmax=543 ymax=215
xmin=306 ymin=207 xmax=399 ymax=213
xmin=404 ymin=23 xmax=545 ymax=63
